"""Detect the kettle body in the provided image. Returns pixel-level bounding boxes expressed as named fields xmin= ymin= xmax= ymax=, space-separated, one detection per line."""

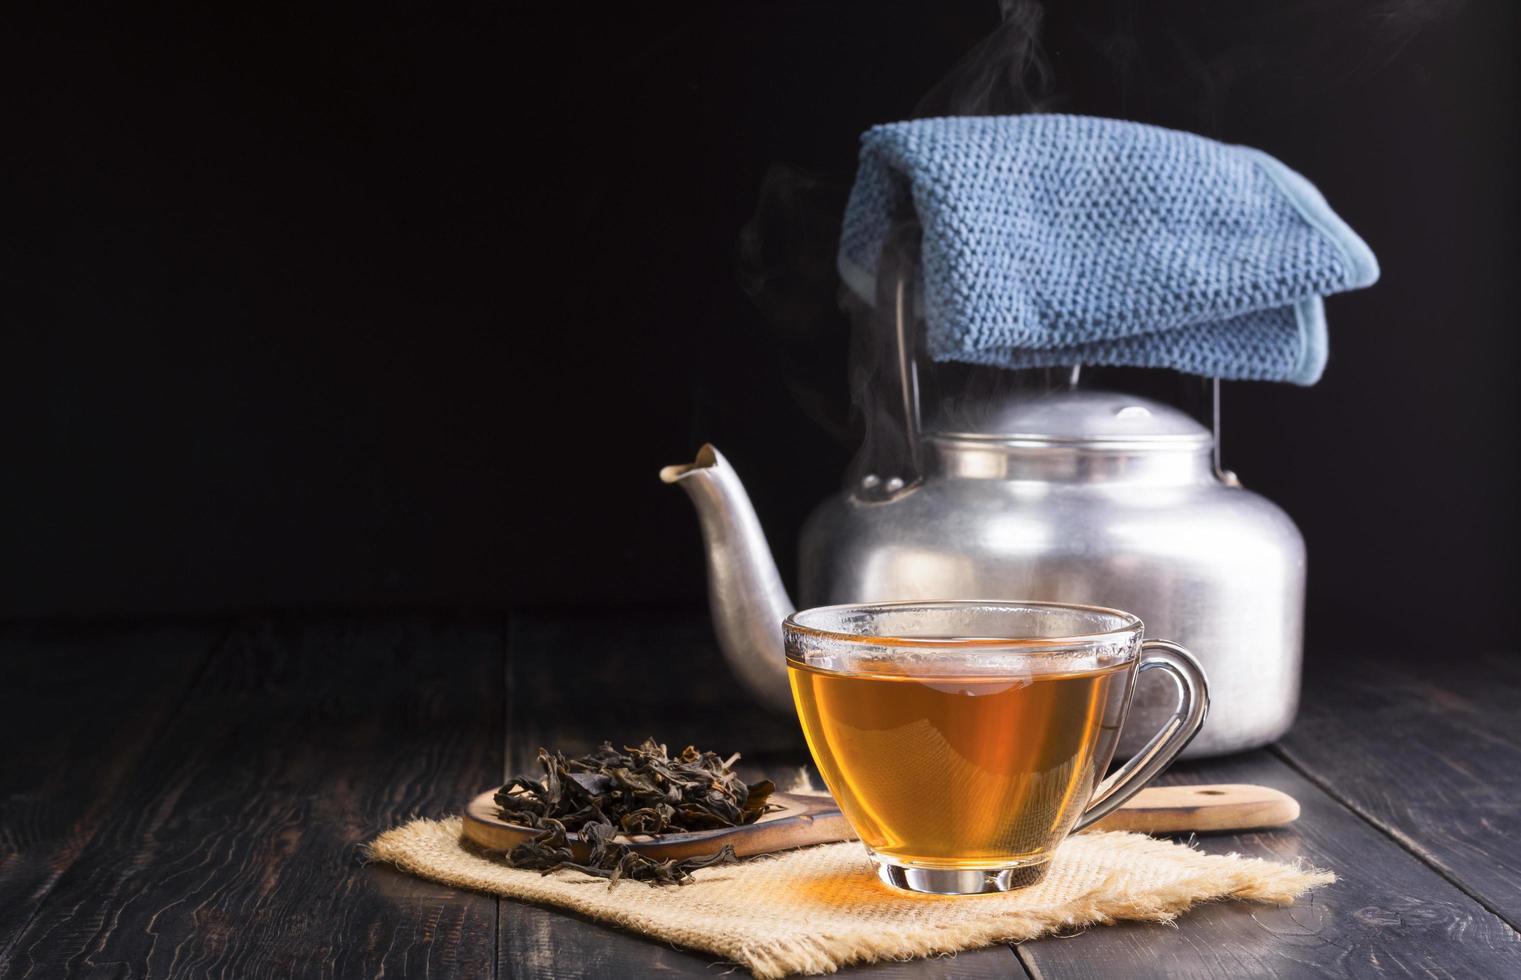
xmin=797 ymin=390 xmax=1304 ymax=758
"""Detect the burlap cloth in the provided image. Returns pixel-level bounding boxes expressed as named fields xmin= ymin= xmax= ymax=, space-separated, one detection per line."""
xmin=370 ymin=817 xmax=1332 ymax=978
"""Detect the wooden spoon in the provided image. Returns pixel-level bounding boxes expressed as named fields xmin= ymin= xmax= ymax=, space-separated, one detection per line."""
xmin=461 ymin=783 xmax=1299 ymax=860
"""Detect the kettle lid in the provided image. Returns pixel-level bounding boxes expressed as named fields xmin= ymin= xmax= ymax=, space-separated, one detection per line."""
xmin=930 ymin=390 xmax=1211 ymax=449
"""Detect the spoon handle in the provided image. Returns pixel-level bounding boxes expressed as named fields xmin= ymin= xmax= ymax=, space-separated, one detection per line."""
xmin=1091 ymin=783 xmax=1300 ymax=834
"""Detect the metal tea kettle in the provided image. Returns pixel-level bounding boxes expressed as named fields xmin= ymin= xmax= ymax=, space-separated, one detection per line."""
xmin=662 ymin=241 xmax=1305 ymax=758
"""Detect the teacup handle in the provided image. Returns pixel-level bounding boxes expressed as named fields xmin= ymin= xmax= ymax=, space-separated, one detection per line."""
xmin=1073 ymin=640 xmax=1210 ymax=831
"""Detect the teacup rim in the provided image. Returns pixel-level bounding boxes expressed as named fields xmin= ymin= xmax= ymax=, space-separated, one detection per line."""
xmin=782 ymin=598 xmax=1144 ymax=652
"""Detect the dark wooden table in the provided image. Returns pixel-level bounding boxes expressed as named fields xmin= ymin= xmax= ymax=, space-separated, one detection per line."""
xmin=2 ymin=610 xmax=1518 ymax=978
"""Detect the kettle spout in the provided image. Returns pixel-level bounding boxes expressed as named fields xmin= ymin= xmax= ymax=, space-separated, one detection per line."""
xmin=661 ymin=445 xmax=795 ymax=713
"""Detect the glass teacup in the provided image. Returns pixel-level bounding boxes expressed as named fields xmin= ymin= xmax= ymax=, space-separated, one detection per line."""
xmin=785 ymin=600 xmax=1208 ymax=895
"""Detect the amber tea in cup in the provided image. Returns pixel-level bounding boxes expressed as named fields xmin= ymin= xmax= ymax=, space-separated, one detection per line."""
xmin=785 ymin=601 xmax=1208 ymax=895
xmin=791 ymin=658 xmax=1129 ymax=866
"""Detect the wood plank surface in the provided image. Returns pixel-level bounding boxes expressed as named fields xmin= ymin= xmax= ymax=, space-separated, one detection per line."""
xmin=0 ymin=621 xmax=219 ymax=961
xmin=1278 ymin=648 xmax=1521 ymax=928
xmin=496 ymin=610 xmax=1029 ymax=978
xmin=1016 ymin=750 xmax=1521 ymax=980
xmin=0 ymin=615 xmax=504 ymax=980
xmin=4 ymin=611 xmax=1516 ymax=979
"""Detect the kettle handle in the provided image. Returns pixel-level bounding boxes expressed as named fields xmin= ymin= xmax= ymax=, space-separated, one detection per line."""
xmin=862 ymin=223 xmax=1234 ymax=493
xmin=1211 ymin=377 xmax=1241 ymax=486
xmin=885 ymin=229 xmax=923 ymax=476
xmin=848 ymin=221 xmax=925 ymax=502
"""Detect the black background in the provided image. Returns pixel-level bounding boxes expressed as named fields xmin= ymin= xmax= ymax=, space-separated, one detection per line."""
xmin=1 ymin=2 xmax=1516 ymax=649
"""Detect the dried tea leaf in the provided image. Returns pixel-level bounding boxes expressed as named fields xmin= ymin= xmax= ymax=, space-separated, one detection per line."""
xmin=492 ymin=738 xmax=778 ymax=886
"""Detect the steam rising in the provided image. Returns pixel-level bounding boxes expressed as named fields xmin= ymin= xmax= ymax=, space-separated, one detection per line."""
xmin=735 ymin=0 xmax=1468 ymax=494
xmin=738 ymin=2 xmax=1063 ymax=496
xmin=737 ymin=164 xmax=852 ymax=443
xmin=850 ymin=1 xmax=1062 ymax=495
xmin=914 ymin=0 xmax=1054 ymax=118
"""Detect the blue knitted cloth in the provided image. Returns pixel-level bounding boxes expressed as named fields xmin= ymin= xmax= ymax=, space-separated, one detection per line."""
xmin=838 ymin=115 xmax=1379 ymax=384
